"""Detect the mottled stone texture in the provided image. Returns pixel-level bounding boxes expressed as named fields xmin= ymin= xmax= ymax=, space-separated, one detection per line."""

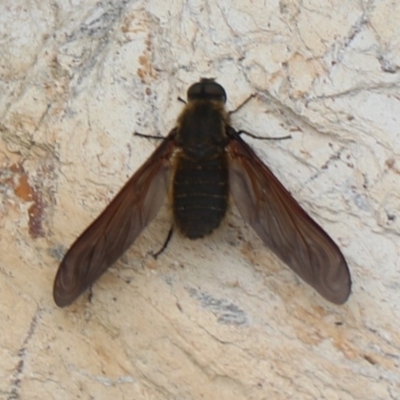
xmin=1 ymin=1 xmax=400 ymax=399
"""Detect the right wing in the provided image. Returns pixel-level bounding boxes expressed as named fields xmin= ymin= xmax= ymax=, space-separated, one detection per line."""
xmin=53 ymin=130 xmax=176 ymax=307
xmin=227 ymin=129 xmax=351 ymax=304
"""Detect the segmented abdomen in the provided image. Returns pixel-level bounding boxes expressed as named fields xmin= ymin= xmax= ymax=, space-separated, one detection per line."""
xmin=173 ymin=155 xmax=229 ymax=239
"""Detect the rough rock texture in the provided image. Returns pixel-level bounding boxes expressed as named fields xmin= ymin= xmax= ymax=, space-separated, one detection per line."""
xmin=1 ymin=1 xmax=400 ymax=399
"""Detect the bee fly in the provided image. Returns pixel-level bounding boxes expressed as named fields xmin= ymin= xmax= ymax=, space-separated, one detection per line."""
xmin=53 ymin=78 xmax=351 ymax=307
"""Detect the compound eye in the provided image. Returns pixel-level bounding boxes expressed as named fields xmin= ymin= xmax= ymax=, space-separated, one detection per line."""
xmin=187 ymin=79 xmax=227 ymax=103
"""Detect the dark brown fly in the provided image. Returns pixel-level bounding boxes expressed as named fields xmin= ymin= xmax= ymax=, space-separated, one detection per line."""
xmin=53 ymin=78 xmax=351 ymax=307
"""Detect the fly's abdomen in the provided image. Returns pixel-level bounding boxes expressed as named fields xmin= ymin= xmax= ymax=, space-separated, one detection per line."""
xmin=173 ymin=155 xmax=229 ymax=239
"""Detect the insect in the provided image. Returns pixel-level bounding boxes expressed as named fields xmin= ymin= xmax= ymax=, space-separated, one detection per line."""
xmin=53 ymin=78 xmax=351 ymax=307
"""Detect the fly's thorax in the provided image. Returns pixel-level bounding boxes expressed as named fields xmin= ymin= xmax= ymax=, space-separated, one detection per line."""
xmin=175 ymin=100 xmax=230 ymax=160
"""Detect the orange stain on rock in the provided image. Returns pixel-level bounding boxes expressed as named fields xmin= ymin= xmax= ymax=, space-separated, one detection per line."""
xmin=14 ymin=173 xmax=34 ymax=202
xmin=7 ymin=163 xmax=46 ymax=238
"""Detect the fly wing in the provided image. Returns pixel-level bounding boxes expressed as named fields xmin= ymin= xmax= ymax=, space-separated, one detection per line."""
xmin=227 ymin=130 xmax=351 ymax=304
xmin=53 ymin=131 xmax=176 ymax=307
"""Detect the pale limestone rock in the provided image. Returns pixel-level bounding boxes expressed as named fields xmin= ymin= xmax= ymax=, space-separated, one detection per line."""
xmin=1 ymin=1 xmax=400 ymax=399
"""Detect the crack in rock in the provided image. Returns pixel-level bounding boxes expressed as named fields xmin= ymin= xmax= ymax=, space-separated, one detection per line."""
xmin=7 ymin=309 xmax=41 ymax=400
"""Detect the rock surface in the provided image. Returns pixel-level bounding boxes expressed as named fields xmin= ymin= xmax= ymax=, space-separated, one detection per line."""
xmin=1 ymin=1 xmax=400 ymax=399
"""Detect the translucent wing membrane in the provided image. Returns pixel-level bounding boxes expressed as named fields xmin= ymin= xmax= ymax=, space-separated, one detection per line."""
xmin=227 ymin=129 xmax=351 ymax=304
xmin=53 ymin=131 xmax=176 ymax=307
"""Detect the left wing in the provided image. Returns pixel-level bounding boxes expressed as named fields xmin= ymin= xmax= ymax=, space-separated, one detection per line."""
xmin=53 ymin=130 xmax=176 ymax=307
